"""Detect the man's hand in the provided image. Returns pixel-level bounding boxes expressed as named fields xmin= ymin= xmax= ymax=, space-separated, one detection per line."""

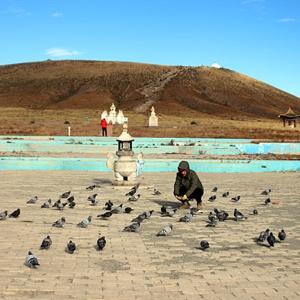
xmin=181 ymin=194 xmax=188 ymax=200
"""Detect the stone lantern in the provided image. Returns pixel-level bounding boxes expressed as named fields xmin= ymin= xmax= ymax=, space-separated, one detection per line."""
xmin=113 ymin=123 xmax=137 ymax=185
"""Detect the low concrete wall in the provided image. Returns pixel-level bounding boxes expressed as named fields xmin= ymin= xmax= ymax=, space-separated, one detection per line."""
xmin=1 ymin=156 xmax=300 ymax=172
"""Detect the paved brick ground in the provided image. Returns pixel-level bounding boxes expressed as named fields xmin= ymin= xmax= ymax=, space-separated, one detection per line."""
xmin=0 ymin=171 xmax=299 ymax=299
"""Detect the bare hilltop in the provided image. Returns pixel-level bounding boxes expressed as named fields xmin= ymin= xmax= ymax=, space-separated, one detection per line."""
xmin=0 ymin=60 xmax=299 ymax=139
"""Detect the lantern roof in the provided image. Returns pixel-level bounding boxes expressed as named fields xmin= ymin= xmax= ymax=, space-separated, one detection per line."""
xmin=117 ymin=123 xmax=134 ymax=142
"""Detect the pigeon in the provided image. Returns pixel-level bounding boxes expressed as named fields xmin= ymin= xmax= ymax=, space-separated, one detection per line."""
xmin=222 ymin=192 xmax=229 ymax=198
xmin=162 ymin=208 xmax=177 ymax=217
xmin=212 ymin=187 xmax=218 ymax=192
xmin=67 ymin=196 xmax=75 ymax=203
xmin=278 ymin=229 xmax=286 ymax=241
xmin=0 ymin=210 xmax=8 ymax=220
xmin=52 ymin=199 xmax=61 ymax=208
xmin=253 ymin=209 xmax=258 ymax=215
xmin=41 ymin=199 xmax=52 ymax=208
xmin=208 ymin=195 xmax=217 ymax=202
xmin=157 ymin=224 xmax=173 ymax=236
xmin=152 ymin=188 xmax=161 ymax=195
xmin=257 ymin=228 xmax=270 ymax=242
xmin=97 ymin=211 xmax=113 ymax=219
xmin=87 ymin=194 xmax=98 ymax=205
xmin=161 ymin=205 xmax=167 ymax=214
xmin=234 ymin=209 xmax=247 ymax=221
xmin=261 ymin=189 xmax=271 ymax=195
xmin=231 ymin=196 xmax=241 ymax=202
xmin=68 ymin=201 xmax=76 ymax=209
xmin=9 ymin=208 xmax=20 ymax=218
xmin=207 ymin=211 xmax=218 ymax=226
xmin=267 ymin=232 xmax=276 ymax=247
xmin=40 ymin=235 xmax=52 ymax=250
xmin=214 ymin=208 xmax=229 ymax=221
xmin=25 ymin=251 xmax=40 ymax=268
xmin=59 ymin=191 xmax=71 ymax=199
xmin=124 ymin=207 xmax=134 ymax=213
xmin=67 ymin=240 xmax=76 ymax=254
xmin=123 ymin=222 xmax=141 ymax=232
xmin=199 ymin=240 xmax=210 ymax=250
xmin=27 ymin=196 xmax=38 ymax=204
xmin=264 ymin=198 xmax=271 ymax=205
xmin=104 ymin=200 xmax=113 ymax=210
xmin=77 ymin=216 xmax=92 ymax=228
xmin=56 ymin=201 xmax=68 ymax=210
xmin=125 ymin=183 xmax=140 ymax=196
xmin=97 ymin=236 xmax=106 ymax=250
xmin=179 ymin=211 xmax=193 ymax=222
xmin=111 ymin=204 xmax=123 ymax=214
xmin=128 ymin=193 xmax=140 ymax=202
xmin=144 ymin=210 xmax=154 ymax=219
xmin=190 ymin=207 xmax=200 ymax=215
xmin=86 ymin=185 xmax=96 ymax=190
xmin=52 ymin=217 xmax=66 ymax=228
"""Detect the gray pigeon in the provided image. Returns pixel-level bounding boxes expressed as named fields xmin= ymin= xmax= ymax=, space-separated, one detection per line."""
xmin=278 ymin=229 xmax=286 ymax=241
xmin=253 ymin=209 xmax=258 ymax=215
xmin=41 ymin=199 xmax=52 ymax=208
xmin=267 ymin=232 xmax=276 ymax=247
xmin=157 ymin=224 xmax=173 ymax=236
xmin=27 ymin=196 xmax=38 ymax=204
xmin=111 ymin=204 xmax=123 ymax=214
xmin=234 ymin=209 xmax=247 ymax=221
xmin=67 ymin=240 xmax=76 ymax=253
xmin=86 ymin=185 xmax=96 ymax=190
xmin=179 ymin=211 xmax=193 ymax=223
xmin=123 ymin=222 xmax=141 ymax=232
xmin=87 ymin=194 xmax=98 ymax=205
xmin=97 ymin=211 xmax=113 ymax=219
xmin=212 ymin=187 xmax=218 ymax=192
xmin=222 ymin=192 xmax=229 ymax=197
xmin=59 ymin=191 xmax=71 ymax=199
xmin=257 ymin=228 xmax=270 ymax=242
xmin=40 ymin=235 xmax=52 ymax=250
xmin=199 ymin=240 xmax=210 ymax=250
xmin=214 ymin=208 xmax=229 ymax=221
xmin=124 ymin=207 xmax=134 ymax=213
xmin=52 ymin=217 xmax=66 ymax=228
xmin=104 ymin=200 xmax=113 ymax=210
xmin=128 ymin=193 xmax=140 ymax=202
xmin=264 ymin=198 xmax=271 ymax=205
xmin=207 ymin=211 xmax=218 ymax=226
xmin=77 ymin=216 xmax=92 ymax=228
xmin=25 ymin=251 xmax=40 ymax=268
xmin=56 ymin=201 xmax=68 ymax=210
xmin=125 ymin=183 xmax=140 ymax=196
xmin=261 ymin=189 xmax=271 ymax=195
xmin=0 ymin=210 xmax=8 ymax=220
xmin=231 ymin=196 xmax=241 ymax=202
xmin=208 ymin=195 xmax=217 ymax=202
xmin=152 ymin=188 xmax=161 ymax=195
xmin=69 ymin=201 xmax=76 ymax=209
xmin=9 ymin=208 xmax=20 ymax=218
xmin=162 ymin=208 xmax=177 ymax=217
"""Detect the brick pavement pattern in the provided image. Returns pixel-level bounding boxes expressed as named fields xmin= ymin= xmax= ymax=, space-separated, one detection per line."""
xmin=0 ymin=171 xmax=299 ymax=300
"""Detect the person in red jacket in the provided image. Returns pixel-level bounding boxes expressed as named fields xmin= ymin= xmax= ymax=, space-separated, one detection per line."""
xmin=101 ymin=118 xmax=107 ymax=136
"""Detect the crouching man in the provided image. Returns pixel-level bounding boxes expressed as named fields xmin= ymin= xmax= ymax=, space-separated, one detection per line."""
xmin=174 ymin=161 xmax=204 ymax=209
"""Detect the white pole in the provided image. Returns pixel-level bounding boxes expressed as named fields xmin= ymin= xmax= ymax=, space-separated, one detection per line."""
xmin=68 ymin=126 xmax=71 ymax=136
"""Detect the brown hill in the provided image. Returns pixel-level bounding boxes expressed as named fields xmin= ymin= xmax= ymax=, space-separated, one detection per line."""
xmin=0 ymin=60 xmax=299 ymax=118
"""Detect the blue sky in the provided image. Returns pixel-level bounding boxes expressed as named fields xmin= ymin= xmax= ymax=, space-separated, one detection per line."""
xmin=0 ymin=0 xmax=299 ymax=97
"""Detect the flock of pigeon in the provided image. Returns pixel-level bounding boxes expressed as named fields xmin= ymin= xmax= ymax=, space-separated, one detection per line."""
xmin=0 ymin=183 xmax=286 ymax=269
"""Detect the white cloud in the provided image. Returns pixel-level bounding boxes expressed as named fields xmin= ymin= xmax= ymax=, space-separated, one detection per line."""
xmin=277 ymin=17 xmax=296 ymax=23
xmin=51 ymin=12 xmax=63 ymax=18
xmin=211 ymin=63 xmax=222 ymax=69
xmin=46 ymin=48 xmax=82 ymax=58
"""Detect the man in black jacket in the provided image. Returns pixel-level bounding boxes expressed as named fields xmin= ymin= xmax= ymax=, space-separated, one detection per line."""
xmin=174 ymin=161 xmax=204 ymax=209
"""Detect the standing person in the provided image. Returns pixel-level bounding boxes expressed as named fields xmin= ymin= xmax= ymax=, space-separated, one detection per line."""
xmin=174 ymin=161 xmax=204 ymax=209
xmin=101 ymin=118 xmax=107 ymax=136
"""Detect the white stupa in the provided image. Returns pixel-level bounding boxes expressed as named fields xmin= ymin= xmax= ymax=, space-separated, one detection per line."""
xmin=211 ymin=62 xmax=222 ymax=69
